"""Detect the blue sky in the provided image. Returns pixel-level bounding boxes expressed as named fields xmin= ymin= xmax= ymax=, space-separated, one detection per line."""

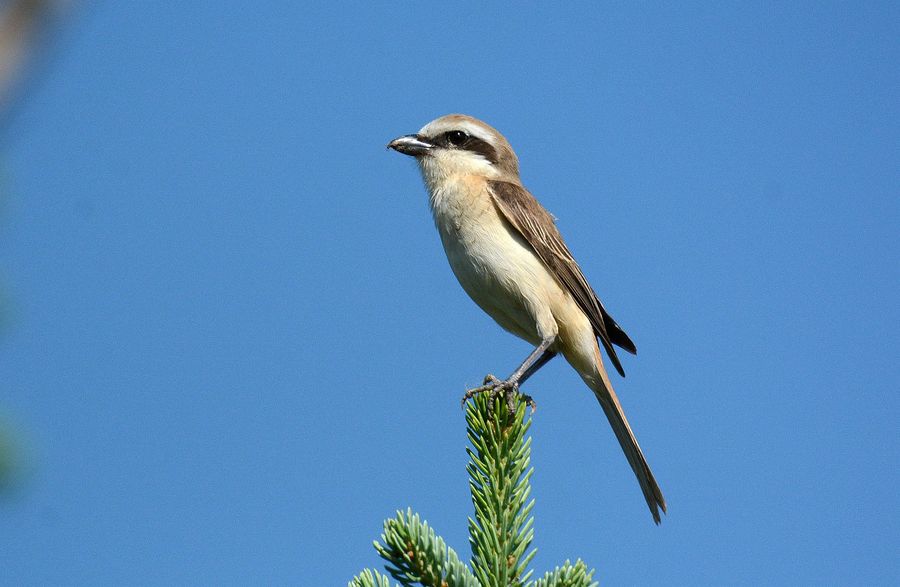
xmin=1 ymin=2 xmax=897 ymax=585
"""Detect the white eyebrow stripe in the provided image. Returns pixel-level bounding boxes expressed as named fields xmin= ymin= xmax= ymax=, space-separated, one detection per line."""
xmin=419 ymin=119 xmax=495 ymax=145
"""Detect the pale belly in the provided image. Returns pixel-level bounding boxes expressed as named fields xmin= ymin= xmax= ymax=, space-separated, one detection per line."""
xmin=437 ymin=202 xmax=571 ymax=346
xmin=423 ymin=172 xmax=602 ymax=380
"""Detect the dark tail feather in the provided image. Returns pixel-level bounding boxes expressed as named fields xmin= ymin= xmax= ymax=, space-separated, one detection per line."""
xmin=602 ymin=309 xmax=637 ymax=355
xmin=591 ymin=366 xmax=666 ymax=524
xmin=595 ymin=307 xmax=636 ymax=378
xmin=599 ymin=336 xmax=627 ymax=378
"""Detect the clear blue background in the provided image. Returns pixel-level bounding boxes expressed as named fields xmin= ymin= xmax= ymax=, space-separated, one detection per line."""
xmin=1 ymin=2 xmax=897 ymax=585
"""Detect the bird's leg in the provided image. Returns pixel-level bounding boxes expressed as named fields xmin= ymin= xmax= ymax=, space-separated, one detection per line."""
xmin=518 ymin=350 xmax=556 ymax=387
xmin=488 ymin=349 xmax=557 ymax=413
xmin=462 ymin=336 xmax=556 ymax=414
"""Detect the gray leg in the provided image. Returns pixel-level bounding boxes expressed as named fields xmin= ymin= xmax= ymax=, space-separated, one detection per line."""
xmin=518 ymin=350 xmax=556 ymax=387
xmin=462 ymin=336 xmax=556 ymax=413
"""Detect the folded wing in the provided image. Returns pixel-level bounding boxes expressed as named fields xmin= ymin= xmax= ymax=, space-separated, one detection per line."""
xmin=488 ymin=180 xmax=636 ymax=376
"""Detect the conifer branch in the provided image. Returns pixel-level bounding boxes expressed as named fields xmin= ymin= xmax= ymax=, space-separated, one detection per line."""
xmin=532 ymin=560 xmax=598 ymax=587
xmin=348 ymin=568 xmax=395 ymax=587
xmin=351 ymin=392 xmax=597 ymax=587
xmin=373 ymin=508 xmax=478 ymax=587
xmin=466 ymin=394 xmax=536 ymax=587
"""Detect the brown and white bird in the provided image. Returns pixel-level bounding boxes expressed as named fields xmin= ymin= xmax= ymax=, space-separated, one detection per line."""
xmin=388 ymin=114 xmax=666 ymax=524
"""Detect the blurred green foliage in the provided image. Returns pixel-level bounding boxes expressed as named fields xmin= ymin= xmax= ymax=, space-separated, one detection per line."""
xmin=0 ymin=420 xmax=18 ymax=493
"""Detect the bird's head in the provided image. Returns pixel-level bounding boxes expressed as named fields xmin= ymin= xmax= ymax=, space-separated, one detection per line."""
xmin=388 ymin=114 xmax=520 ymax=184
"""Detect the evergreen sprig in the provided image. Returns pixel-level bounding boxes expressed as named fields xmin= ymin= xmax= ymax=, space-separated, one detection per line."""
xmin=466 ymin=395 xmax=535 ymax=587
xmin=532 ymin=560 xmax=598 ymax=587
xmin=350 ymin=393 xmax=597 ymax=587
xmin=374 ymin=509 xmax=477 ymax=587
xmin=349 ymin=568 xmax=393 ymax=587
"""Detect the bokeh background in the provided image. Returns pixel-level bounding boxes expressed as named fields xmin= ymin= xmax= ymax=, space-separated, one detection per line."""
xmin=1 ymin=2 xmax=897 ymax=585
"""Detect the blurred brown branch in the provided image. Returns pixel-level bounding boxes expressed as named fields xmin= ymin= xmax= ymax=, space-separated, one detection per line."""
xmin=0 ymin=0 xmax=71 ymax=123
xmin=0 ymin=0 xmax=69 ymax=493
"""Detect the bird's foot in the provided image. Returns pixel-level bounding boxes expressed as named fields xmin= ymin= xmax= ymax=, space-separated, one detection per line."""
xmin=461 ymin=373 xmax=536 ymax=415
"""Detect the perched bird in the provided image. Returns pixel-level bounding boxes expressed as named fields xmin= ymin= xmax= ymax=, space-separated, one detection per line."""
xmin=388 ymin=114 xmax=666 ymax=524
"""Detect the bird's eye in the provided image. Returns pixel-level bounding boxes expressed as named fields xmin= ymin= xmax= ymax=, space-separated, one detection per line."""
xmin=446 ymin=130 xmax=468 ymax=146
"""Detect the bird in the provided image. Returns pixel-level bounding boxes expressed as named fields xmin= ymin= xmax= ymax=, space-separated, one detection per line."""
xmin=387 ymin=114 xmax=666 ymax=524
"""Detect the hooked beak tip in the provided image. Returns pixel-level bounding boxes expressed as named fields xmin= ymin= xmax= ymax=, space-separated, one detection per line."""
xmin=388 ymin=134 xmax=433 ymax=157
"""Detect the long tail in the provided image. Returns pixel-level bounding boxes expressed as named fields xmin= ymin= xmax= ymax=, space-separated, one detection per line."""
xmin=588 ymin=349 xmax=667 ymax=524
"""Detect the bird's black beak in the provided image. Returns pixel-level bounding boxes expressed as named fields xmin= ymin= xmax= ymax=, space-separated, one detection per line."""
xmin=387 ymin=134 xmax=433 ymax=157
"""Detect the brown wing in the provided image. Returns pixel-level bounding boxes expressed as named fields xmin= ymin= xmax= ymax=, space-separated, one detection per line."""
xmin=488 ymin=180 xmax=636 ymax=377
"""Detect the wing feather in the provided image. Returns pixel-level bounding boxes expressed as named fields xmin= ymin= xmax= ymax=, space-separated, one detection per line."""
xmin=488 ymin=180 xmax=636 ymax=376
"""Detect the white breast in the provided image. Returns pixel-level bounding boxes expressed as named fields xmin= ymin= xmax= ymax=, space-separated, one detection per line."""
xmin=423 ymin=171 xmax=568 ymax=346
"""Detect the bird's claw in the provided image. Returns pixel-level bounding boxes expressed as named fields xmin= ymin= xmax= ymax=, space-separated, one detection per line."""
xmin=483 ymin=374 xmax=502 ymax=386
xmin=461 ymin=374 xmax=537 ymax=416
